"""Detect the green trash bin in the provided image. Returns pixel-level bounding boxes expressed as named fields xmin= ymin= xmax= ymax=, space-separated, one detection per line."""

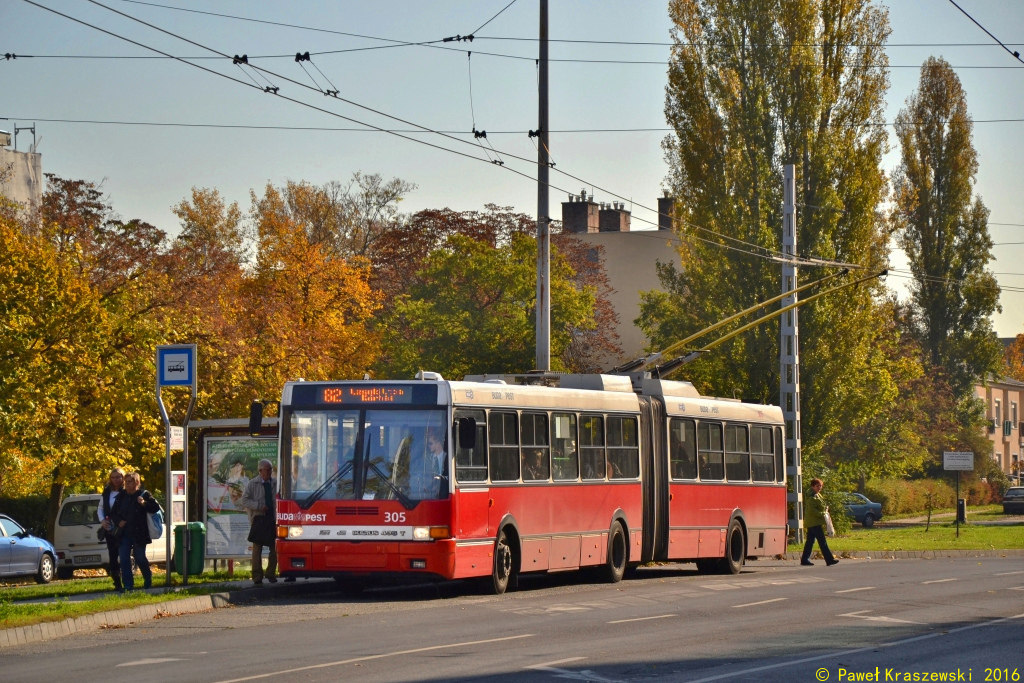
xmin=173 ymin=522 xmax=206 ymax=576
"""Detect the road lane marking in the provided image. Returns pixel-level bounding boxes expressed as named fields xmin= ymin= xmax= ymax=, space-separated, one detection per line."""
xmin=922 ymin=578 xmax=957 ymax=584
xmin=732 ymin=598 xmax=787 ymax=608
xmin=838 ymin=610 xmax=923 ymax=624
xmin=117 ymin=658 xmax=184 ymax=666
xmin=212 ymin=634 xmax=535 ymax=683
xmin=607 ymin=614 xmax=676 ymax=624
xmin=526 ymin=657 xmax=587 ymax=669
xmin=525 ymin=658 xmax=623 ymax=683
xmin=1008 ymin=586 xmax=1024 ymax=591
xmin=836 ymin=587 xmax=875 ymax=593
xmin=996 ymin=571 xmax=1024 ymax=576
xmin=677 ymin=612 xmax=1024 ymax=683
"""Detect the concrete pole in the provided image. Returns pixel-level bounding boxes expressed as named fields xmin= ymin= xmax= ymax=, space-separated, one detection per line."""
xmin=782 ymin=164 xmax=804 ymax=544
xmin=535 ymin=0 xmax=551 ymax=371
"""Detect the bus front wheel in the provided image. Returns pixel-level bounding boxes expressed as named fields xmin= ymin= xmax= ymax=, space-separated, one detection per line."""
xmin=718 ymin=520 xmax=746 ymax=575
xmin=603 ymin=521 xmax=627 ymax=583
xmin=491 ymin=528 xmax=517 ymax=595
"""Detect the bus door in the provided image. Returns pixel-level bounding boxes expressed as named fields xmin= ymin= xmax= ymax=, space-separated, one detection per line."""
xmin=638 ymin=397 xmax=666 ymax=563
xmin=453 ymin=410 xmax=489 ymax=539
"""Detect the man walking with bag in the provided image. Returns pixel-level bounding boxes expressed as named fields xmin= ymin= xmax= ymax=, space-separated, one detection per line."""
xmin=801 ymin=477 xmax=839 ymax=567
xmin=242 ymin=459 xmax=278 ymax=585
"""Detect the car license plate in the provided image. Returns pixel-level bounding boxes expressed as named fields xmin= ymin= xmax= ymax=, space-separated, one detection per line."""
xmin=75 ymin=554 xmax=101 ymax=564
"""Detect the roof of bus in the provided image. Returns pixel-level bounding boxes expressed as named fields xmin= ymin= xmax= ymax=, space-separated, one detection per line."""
xmin=279 ymin=378 xmax=783 ymax=423
xmin=449 ymin=380 xmax=641 ymax=413
xmin=661 ymin=395 xmax=784 ymax=424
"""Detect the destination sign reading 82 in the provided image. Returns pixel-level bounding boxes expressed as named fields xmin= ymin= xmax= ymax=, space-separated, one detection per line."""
xmin=321 ymin=386 xmax=412 ymax=404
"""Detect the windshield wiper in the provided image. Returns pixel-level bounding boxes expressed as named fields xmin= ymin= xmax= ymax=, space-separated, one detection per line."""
xmin=363 ymin=460 xmax=416 ymax=510
xmin=300 ymin=460 xmax=353 ymax=510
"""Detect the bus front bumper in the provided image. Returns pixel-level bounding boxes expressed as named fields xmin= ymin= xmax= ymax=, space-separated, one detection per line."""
xmin=277 ymin=539 xmax=457 ymax=579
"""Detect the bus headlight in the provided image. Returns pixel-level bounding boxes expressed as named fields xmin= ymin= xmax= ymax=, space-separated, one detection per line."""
xmin=413 ymin=526 xmax=450 ymax=540
xmin=287 ymin=526 xmax=304 ymax=538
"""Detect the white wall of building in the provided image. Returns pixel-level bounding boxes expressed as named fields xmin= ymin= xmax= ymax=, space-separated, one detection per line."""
xmin=0 ymin=148 xmax=44 ymax=210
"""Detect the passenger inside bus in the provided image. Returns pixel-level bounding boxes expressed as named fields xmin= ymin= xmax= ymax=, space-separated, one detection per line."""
xmin=522 ymin=448 xmax=549 ymax=481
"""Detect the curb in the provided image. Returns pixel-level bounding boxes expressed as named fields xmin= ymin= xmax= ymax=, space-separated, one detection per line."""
xmin=783 ymin=548 xmax=1024 ymax=560
xmin=0 ymin=579 xmax=333 ymax=650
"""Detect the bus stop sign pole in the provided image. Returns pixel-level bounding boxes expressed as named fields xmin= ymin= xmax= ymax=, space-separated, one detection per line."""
xmin=157 ymin=344 xmax=197 ymax=587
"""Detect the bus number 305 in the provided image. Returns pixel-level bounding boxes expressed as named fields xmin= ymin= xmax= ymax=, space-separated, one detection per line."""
xmin=384 ymin=512 xmax=406 ymax=523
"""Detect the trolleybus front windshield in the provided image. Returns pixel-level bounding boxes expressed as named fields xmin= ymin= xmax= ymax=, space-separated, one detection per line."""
xmin=286 ymin=408 xmax=449 ymax=503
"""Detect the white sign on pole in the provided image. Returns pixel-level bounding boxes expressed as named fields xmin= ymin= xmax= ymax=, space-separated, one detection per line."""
xmin=943 ymin=451 xmax=974 ymax=471
xmin=169 ymin=426 xmax=184 ymax=450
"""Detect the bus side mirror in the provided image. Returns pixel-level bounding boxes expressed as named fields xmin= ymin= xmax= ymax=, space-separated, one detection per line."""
xmin=249 ymin=401 xmax=264 ymax=437
xmin=458 ymin=417 xmax=477 ymax=450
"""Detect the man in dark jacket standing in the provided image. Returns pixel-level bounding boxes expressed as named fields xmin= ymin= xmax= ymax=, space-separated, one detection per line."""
xmin=241 ymin=459 xmax=278 ymax=585
xmin=111 ymin=472 xmax=161 ymax=591
xmin=802 ymin=478 xmax=839 ymax=567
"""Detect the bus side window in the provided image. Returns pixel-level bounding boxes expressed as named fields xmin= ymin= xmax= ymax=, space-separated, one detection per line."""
xmin=774 ymin=426 xmax=785 ymax=483
xmin=579 ymin=414 xmax=605 ymax=480
xmin=521 ymin=412 xmax=550 ymax=481
xmin=454 ymin=409 xmax=488 ymax=482
xmin=551 ymin=412 xmax=579 ymax=481
xmin=751 ymin=426 xmax=775 ymax=482
xmin=725 ymin=424 xmax=750 ymax=481
xmin=607 ymin=416 xmax=639 ymax=479
xmin=669 ymin=418 xmax=697 ymax=480
xmin=698 ymin=422 xmax=724 ymax=480
xmin=488 ymin=411 xmax=520 ymax=482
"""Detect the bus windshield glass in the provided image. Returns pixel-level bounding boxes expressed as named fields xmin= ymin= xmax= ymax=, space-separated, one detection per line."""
xmin=285 ymin=408 xmax=448 ymax=502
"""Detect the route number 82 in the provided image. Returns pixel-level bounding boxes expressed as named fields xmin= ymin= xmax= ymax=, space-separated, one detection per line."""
xmin=384 ymin=512 xmax=406 ymax=523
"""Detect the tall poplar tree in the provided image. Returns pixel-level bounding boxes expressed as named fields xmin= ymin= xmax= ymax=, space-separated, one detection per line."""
xmin=644 ymin=0 xmax=922 ymax=477
xmin=892 ymin=57 xmax=1001 ymax=396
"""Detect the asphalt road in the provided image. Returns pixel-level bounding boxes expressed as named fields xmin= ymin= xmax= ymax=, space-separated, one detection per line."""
xmin=3 ymin=556 xmax=1022 ymax=683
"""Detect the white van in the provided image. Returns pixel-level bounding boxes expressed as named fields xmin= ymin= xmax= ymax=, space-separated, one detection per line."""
xmin=53 ymin=494 xmax=167 ymax=579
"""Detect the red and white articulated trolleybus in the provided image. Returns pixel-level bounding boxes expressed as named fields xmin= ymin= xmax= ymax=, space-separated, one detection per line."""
xmin=272 ymin=372 xmax=786 ymax=593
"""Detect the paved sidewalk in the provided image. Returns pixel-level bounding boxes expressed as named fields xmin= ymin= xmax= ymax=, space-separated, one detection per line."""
xmin=18 ymin=576 xmax=316 ymax=604
xmin=0 ymin=578 xmax=333 ymax=650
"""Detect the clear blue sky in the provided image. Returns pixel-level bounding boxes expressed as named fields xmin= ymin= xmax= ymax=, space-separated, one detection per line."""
xmin=3 ymin=0 xmax=1023 ymax=337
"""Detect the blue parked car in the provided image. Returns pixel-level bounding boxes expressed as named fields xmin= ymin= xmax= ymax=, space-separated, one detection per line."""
xmin=0 ymin=513 xmax=57 ymax=583
xmin=843 ymin=493 xmax=883 ymax=528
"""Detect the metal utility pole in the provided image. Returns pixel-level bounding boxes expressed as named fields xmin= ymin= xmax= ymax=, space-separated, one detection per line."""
xmin=781 ymin=164 xmax=804 ymax=544
xmin=535 ymin=0 xmax=551 ymax=371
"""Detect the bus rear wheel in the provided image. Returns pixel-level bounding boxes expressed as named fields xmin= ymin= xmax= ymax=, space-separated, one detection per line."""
xmin=491 ymin=528 xmax=517 ymax=595
xmin=603 ymin=521 xmax=627 ymax=583
xmin=718 ymin=520 xmax=745 ymax=575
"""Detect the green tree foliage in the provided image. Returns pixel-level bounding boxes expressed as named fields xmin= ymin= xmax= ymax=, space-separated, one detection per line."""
xmin=648 ymin=0 xmax=914 ymax=478
xmin=378 ymin=232 xmax=595 ymax=379
xmin=0 ymin=198 xmax=106 ymax=501
xmin=892 ymin=57 xmax=1002 ymax=396
xmin=1006 ymin=334 xmax=1024 ymax=383
xmin=371 ymin=205 xmax=618 ymax=374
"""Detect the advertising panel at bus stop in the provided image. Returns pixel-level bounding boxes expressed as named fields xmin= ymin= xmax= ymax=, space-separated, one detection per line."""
xmin=204 ymin=436 xmax=278 ymax=557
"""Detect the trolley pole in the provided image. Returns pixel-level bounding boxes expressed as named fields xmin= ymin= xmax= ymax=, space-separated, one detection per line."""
xmin=781 ymin=165 xmax=804 ymax=544
xmin=535 ymin=0 xmax=551 ymax=371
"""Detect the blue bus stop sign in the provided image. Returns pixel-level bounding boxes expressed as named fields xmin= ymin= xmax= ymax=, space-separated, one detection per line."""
xmin=157 ymin=345 xmax=196 ymax=387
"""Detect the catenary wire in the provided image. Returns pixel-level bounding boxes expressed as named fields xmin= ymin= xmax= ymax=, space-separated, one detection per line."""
xmin=19 ymin=0 xmax=793 ymax=268
xmin=75 ymin=0 xmax=822 ymax=266
xmin=19 ymin=1 xmax=956 ymax=272
xmin=946 ymin=0 xmax=1024 ymax=66
xmin=471 ymin=0 xmax=518 ymax=37
xmin=8 ymin=117 xmax=1024 ymax=132
xmin=110 ymin=0 xmax=1024 ymax=51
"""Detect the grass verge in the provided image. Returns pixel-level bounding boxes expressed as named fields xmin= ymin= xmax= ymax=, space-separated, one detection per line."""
xmin=790 ymin=520 xmax=1024 ymax=553
xmin=0 ymin=569 xmax=252 ymax=603
xmin=0 ymin=584 xmax=228 ymax=631
xmin=880 ymin=504 xmax=1002 ymax=521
